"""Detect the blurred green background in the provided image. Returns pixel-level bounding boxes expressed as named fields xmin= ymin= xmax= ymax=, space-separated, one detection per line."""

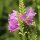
xmin=0 ymin=0 xmax=40 ymax=40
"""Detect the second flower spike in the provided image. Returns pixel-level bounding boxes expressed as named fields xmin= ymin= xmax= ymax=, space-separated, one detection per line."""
xmin=20 ymin=7 xmax=36 ymax=25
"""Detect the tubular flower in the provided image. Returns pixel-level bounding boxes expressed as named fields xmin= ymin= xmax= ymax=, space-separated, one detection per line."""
xmin=26 ymin=7 xmax=36 ymax=25
xmin=8 ymin=10 xmax=19 ymax=32
xmin=26 ymin=7 xmax=36 ymax=18
xmin=20 ymin=13 xmax=26 ymax=21
xmin=20 ymin=7 xmax=36 ymax=25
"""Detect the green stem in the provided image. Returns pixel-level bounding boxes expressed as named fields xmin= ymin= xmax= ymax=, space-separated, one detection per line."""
xmin=19 ymin=0 xmax=25 ymax=13
xmin=19 ymin=0 xmax=25 ymax=40
xmin=19 ymin=26 xmax=25 ymax=40
xmin=22 ymin=35 xmax=25 ymax=40
xmin=28 ymin=32 xmax=30 ymax=40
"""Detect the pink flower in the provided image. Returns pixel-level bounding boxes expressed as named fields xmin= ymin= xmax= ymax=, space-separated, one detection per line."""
xmin=26 ymin=17 xmax=33 ymax=25
xmin=20 ymin=13 xmax=26 ymax=21
xmin=8 ymin=10 xmax=19 ymax=32
xmin=26 ymin=7 xmax=36 ymax=17
xmin=26 ymin=7 xmax=36 ymax=25
xmin=20 ymin=7 xmax=36 ymax=25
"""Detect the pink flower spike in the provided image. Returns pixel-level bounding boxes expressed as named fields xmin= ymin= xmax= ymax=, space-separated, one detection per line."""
xmin=26 ymin=7 xmax=36 ymax=25
xmin=8 ymin=10 xmax=19 ymax=32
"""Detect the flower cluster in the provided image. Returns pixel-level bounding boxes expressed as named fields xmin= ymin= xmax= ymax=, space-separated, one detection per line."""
xmin=8 ymin=10 xmax=19 ymax=32
xmin=8 ymin=7 xmax=36 ymax=32
xmin=20 ymin=7 xmax=36 ymax=25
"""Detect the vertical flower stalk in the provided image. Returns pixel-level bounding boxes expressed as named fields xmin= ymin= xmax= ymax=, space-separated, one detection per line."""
xmin=26 ymin=7 xmax=37 ymax=40
xmin=29 ymin=0 xmax=37 ymax=40
xmin=19 ymin=0 xmax=25 ymax=40
xmin=19 ymin=0 xmax=25 ymax=13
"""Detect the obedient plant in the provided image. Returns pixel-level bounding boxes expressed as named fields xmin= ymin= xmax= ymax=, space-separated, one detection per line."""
xmin=20 ymin=7 xmax=36 ymax=25
xmin=8 ymin=0 xmax=37 ymax=40
xmin=8 ymin=10 xmax=19 ymax=32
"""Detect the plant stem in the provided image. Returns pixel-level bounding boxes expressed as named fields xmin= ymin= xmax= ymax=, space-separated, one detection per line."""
xmin=22 ymin=35 xmax=25 ymax=40
xmin=19 ymin=0 xmax=25 ymax=40
xmin=19 ymin=0 xmax=25 ymax=13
